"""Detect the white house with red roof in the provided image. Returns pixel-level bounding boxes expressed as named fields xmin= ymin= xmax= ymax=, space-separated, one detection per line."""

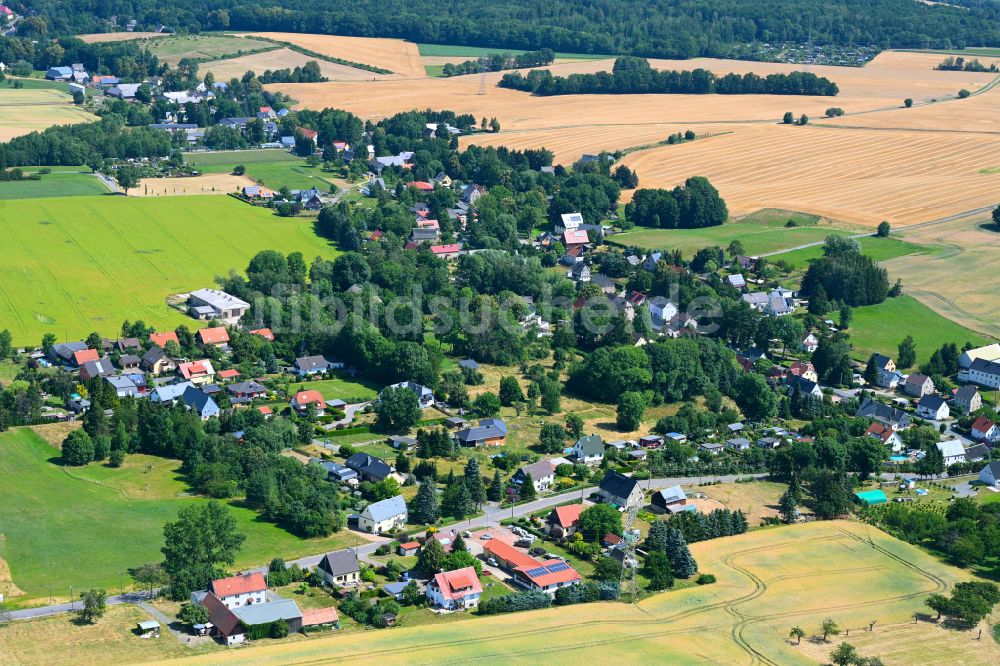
xmin=178 ymin=359 xmax=216 ymax=385
xmin=196 ymin=326 xmax=230 ymax=347
xmin=291 ymin=389 xmax=326 ymax=415
xmin=208 ymin=572 xmax=267 ymax=609
xmin=297 ymin=127 xmax=318 ymax=146
xmin=972 ymin=416 xmax=1000 ymax=443
xmin=545 ymin=503 xmax=583 ymax=537
xmin=513 ymin=560 xmax=581 ymax=596
xmin=430 ymin=243 xmax=461 ymax=259
xmin=865 ymin=422 xmax=903 ymax=452
xmin=426 ymin=567 xmax=482 ymax=610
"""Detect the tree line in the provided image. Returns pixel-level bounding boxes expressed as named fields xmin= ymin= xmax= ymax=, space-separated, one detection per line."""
xmin=440 ymin=48 xmax=555 ymax=77
xmin=623 ymin=177 xmax=729 ymax=229
xmin=498 ymin=58 xmax=839 ymax=96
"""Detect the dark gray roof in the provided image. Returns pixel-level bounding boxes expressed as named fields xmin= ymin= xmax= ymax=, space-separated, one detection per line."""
xmin=318 ymin=550 xmax=359 ymax=577
xmin=598 ymin=470 xmax=639 ymax=500
xmin=575 ymin=434 xmax=604 ymax=456
xmin=228 ymin=381 xmax=267 ymax=395
xmin=969 ymin=358 xmax=1000 ymax=375
xmin=345 ymin=453 xmax=392 ymax=480
xmin=295 ymin=355 xmax=329 ymax=372
xmin=955 ymin=385 xmax=979 ymax=402
xmin=182 ymin=386 xmax=218 ymax=415
xmin=917 ymin=394 xmax=946 ymax=410
xmin=872 ymin=353 xmax=893 ymax=370
xmin=857 ymin=397 xmax=911 ymax=427
xmin=458 ymin=359 xmax=479 ymax=370
xmin=455 ymin=418 xmax=507 ymax=444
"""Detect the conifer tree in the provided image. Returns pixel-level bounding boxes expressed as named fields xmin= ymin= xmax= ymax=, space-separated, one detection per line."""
xmin=464 ymin=458 xmax=487 ymax=508
xmin=666 ymin=528 xmax=697 ymax=578
xmin=411 ymin=481 xmax=440 ymax=524
xmin=520 ymin=473 xmax=537 ymax=501
xmin=487 ymin=469 xmax=504 ymax=502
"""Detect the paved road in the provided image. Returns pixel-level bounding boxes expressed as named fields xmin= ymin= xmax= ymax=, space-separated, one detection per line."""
xmin=7 ymin=473 xmax=764 ymax=621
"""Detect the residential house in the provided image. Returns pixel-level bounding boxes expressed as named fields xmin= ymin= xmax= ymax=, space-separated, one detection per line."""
xmin=49 ymin=341 xmax=87 ymax=365
xmin=865 ymin=422 xmax=904 ymax=452
xmin=178 ymin=360 xmax=215 ymax=385
xmin=642 ymin=252 xmax=663 ymax=272
xmin=249 ymin=328 xmax=275 ymax=341
xmin=454 ymin=418 xmax=508 ymax=447
xmin=725 ymin=437 xmax=752 ymax=451
xmin=556 ymin=212 xmax=584 ymax=233
xmin=570 ymin=262 xmax=591 ymax=282
xmin=872 ymin=353 xmax=902 ymax=388
xmin=460 ymin=183 xmax=485 ymax=205
xmin=107 ymin=83 xmax=141 ymax=99
xmin=182 ymin=386 xmax=219 ymax=420
xmin=903 ymin=373 xmax=934 ymax=398
xmin=651 ymin=485 xmax=689 ymax=513
xmin=196 ymin=327 xmax=229 ymax=348
xmin=316 ymin=550 xmax=360 ymax=587
xmin=979 ymin=461 xmax=1000 ymax=487
xmin=596 ymin=470 xmax=644 ymax=509
xmin=800 ymin=333 xmax=819 ymax=353
xmin=512 ymin=460 xmax=556 ymax=493
xmin=106 ymin=374 xmax=141 ymax=398
xmin=345 ymin=453 xmax=393 ymax=483
xmin=699 ymin=441 xmax=723 ymax=455
xmin=787 ymin=375 xmax=823 ymax=399
xmin=959 ymin=344 xmax=1000 ymax=369
xmin=45 ymin=66 xmax=73 ymax=80
xmin=734 ymin=255 xmax=757 ymax=271
xmin=118 ymin=354 xmax=141 ymax=372
xmin=966 ymin=443 xmax=990 ymax=462
xmin=149 ymin=331 xmax=179 ymax=348
xmin=430 ymin=243 xmax=461 ymax=259
xmin=199 ymin=593 xmax=247 ymax=645
xmin=727 ymin=273 xmax=747 ymax=290
xmin=545 ymin=504 xmax=583 ymax=537
xmin=187 ymin=288 xmax=249 ymax=324
xmin=291 ymin=389 xmax=327 ymax=416
xmin=217 ymin=369 xmax=239 ymax=383
xmin=227 ymin=381 xmax=267 ymax=403
xmin=953 ymin=385 xmax=982 ymax=413
xmin=856 ymin=397 xmax=911 ymax=430
xmin=242 ymin=185 xmax=274 ymax=200
xmin=149 ymin=381 xmax=195 ymax=405
xmin=387 ymin=436 xmax=416 ymax=451
xmin=208 ymin=573 xmax=267 ymax=609
xmin=427 ymin=567 xmax=482 ymax=610
xmin=382 ymin=381 xmax=435 ymax=408
xmin=563 ymin=229 xmax=589 ymax=248
xmin=936 ymin=439 xmax=966 ymax=465
xmin=410 ymin=227 xmax=439 ymax=244
xmin=141 ymin=346 xmax=176 ymax=374
xmin=916 ymin=394 xmax=949 ymax=421
xmin=647 ymin=296 xmax=678 ymax=324
xmin=756 ymin=436 xmax=781 ymax=449
xmin=79 ymin=357 xmax=115 ymax=380
xmin=572 ymin=435 xmax=605 ymax=465
xmin=294 ymin=355 xmax=331 ymax=376
xmin=960 ymin=358 xmax=1000 ymax=389
xmin=512 ymin=561 xmax=581 ymax=596
xmin=358 ymin=495 xmax=407 ymax=534
xmin=788 ymin=361 xmax=818 ymax=383
xmin=639 ymin=435 xmax=663 ymax=449
xmin=972 ymin=416 xmax=1000 ymax=443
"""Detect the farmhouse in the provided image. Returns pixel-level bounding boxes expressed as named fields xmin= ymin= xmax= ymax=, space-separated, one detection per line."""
xmin=187 ymin=288 xmax=250 ymax=324
xmin=345 ymin=453 xmax=393 ymax=482
xmin=572 ymin=435 xmax=605 ymax=465
xmin=903 ymin=373 xmax=934 ymax=397
xmin=916 ymin=394 xmax=949 ymax=421
xmin=512 ymin=459 xmax=556 ymax=492
xmin=454 ymin=418 xmax=508 ymax=447
xmin=207 ymin=572 xmax=267 ymax=609
xmin=427 ymin=567 xmax=482 ymax=610
xmin=512 ymin=560 xmax=581 ymax=596
xmin=979 ymin=461 xmax=1000 ymax=487
xmin=952 ymin=385 xmax=982 ymax=413
xmin=936 ymin=439 xmax=966 ymax=465
xmin=545 ymin=503 xmax=583 ymax=537
xmin=317 ymin=550 xmax=360 ymax=587
xmin=971 ymin=416 xmax=1000 ymax=443
xmin=358 ymin=495 xmax=407 ymax=534
xmin=959 ymin=358 xmax=1000 ymax=389
xmin=597 ymin=470 xmax=643 ymax=509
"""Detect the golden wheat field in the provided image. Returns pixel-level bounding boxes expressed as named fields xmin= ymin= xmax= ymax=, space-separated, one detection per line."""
xmin=200 ymin=48 xmax=388 ymax=82
xmin=76 ymin=31 xmax=165 ymax=43
xmin=133 ymin=174 xmax=254 ymax=197
xmin=243 ymin=32 xmax=423 ymax=77
xmin=150 ymin=521 xmax=987 ymax=666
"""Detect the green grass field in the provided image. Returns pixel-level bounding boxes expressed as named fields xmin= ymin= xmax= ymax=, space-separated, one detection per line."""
xmin=0 ymin=88 xmax=96 ymax=141
xmin=610 ymin=209 xmax=856 ymax=257
xmin=0 ymin=428 xmax=355 ymax=603
xmin=290 ymin=376 xmax=380 ymax=401
xmin=773 ymin=236 xmax=929 ymax=269
xmin=0 ymin=170 xmax=110 ymax=199
xmin=187 ymin=150 xmax=339 ymax=191
xmin=1 ymin=77 xmax=70 ymax=91
xmin=846 ymin=295 xmax=991 ymax=364
xmin=142 ymin=34 xmax=279 ymax=63
xmin=0 ymin=195 xmax=338 ymax=345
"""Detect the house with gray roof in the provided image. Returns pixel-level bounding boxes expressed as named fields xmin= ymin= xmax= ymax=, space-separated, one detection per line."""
xmin=150 ymin=381 xmax=195 ymax=404
xmin=310 ymin=458 xmax=358 ymax=483
xmin=512 ymin=460 xmax=556 ymax=492
xmin=358 ymin=495 xmax=407 ymax=534
xmin=572 ymin=435 xmax=605 ymax=465
xmin=317 ymin=550 xmax=360 ymax=586
xmin=345 ymin=453 xmax=393 ymax=482
xmin=856 ymin=397 xmax=911 ymax=430
xmin=454 ymin=418 xmax=507 ymax=447
xmin=294 ymin=355 xmax=331 ymax=376
xmin=382 ymin=381 xmax=435 ymax=408
xmin=597 ymin=471 xmax=643 ymax=509
xmin=182 ymin=386 xmax=219 ymax=420
xmin=105 ymin=374 xmax=140 ymax=398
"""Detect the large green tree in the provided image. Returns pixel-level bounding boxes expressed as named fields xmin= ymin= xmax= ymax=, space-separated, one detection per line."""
xmin=161 ymin=502 xmax=247 ymax=600
xmin=376 ymin=386 xmax=422 ymax=433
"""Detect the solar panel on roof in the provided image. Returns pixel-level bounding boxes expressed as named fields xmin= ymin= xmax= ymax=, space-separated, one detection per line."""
xmin=547 ymin=561 xmax=570 ymax=572
xmin=525 ymin=566 xmax=548 ymax=578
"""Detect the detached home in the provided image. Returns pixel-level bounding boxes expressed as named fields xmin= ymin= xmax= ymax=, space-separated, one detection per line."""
xmin=916 ymin=394 xmax=949 ymax=421
xmin=291 ymin=389 xmax=326 ymax=415
xmin=316 ymin=550 xmax=360 ymax=587
xmin=196 ymin=327 xmax=230 ymax=347
xmin=512 ymin=561 xmax=581 ymax=596
xmin=358 ymin=495 xmax=407 ymax=535
xmin=979 ymin=461 xmax=1000 ymax=487
xmin=295 ymin=355 xmax=331 ymax=376
xmin=597 ymin=470 xmax=643 ymax=509
xmin=651 ymin=485 xmax=690 ymax=513
xmin=572 ymin=435 xmax=605 ymax=465
xmin=208 ymin=573 xmax=267 ymax=609
xmin=865 ymin=422 xmax=904 ymax=452
xmin=454 ymin=418 xmax=508 ymax=447
xmin=960 ymin=358 xmax=1000 ymax=389
xmin=382 ymin=381 xmax=435 ymax=408
xmin=972 ymin=416 xmax=1000 ymax=443
xmin=545 ymin=504 xmax=583 ymax=537
xmin=512 ymin=460 xmax=556 ymax=493
xmin=142 ymin=346 xmax=176 ymax=375
xmin=178 ymin=360 xmax=215 ymax=384
xmin=427 ymin=567 xmax=482 ymax=610
xmin=346 ymin=453 xmax=393 ymax=483
xmin=936 ymin=439 xmax=966 ymax=465
xmin=903 ymin=373 xmax=934 ymax=398
xmin=953 ymin=385 xmax=982 ymax=413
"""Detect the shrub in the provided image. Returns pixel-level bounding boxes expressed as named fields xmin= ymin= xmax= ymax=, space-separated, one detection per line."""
xmin=696 ymin=573 xmax=717 ymax=585
xmin=478 ymin=591 xmax=551 ymax=615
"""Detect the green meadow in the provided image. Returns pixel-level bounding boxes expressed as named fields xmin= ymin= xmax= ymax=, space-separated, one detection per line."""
xmin=0 ymin=195 xmax=338 ymax=345
xmin=772 ymin=236 xmax=929 ymax=269
xmin=187 ymin=150 xmax=340 ymax=191
xmin=0 ymin=169 xmax=111 ymax=199
xmin=0 ymin=428 xmax=355 ymax=602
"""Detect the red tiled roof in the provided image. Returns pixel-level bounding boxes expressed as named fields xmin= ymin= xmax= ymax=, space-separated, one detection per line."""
xmin=293 ymin=389 xmax=325 ymax=407
xmin=563 ymin=229 xmax=589 ymax=245
xmin=603 ymin=533 xmax=622 ymax=545
xmin=515 ymin=561 xmax=581 ymax=587
xmin=197 ymin=327 xmax=229 ymax=345
xmin=370 ymin=230 xmax=384 ymax=240
xmin=973 ymin=416 xmax=996 ymax=432
xmin=552 ymin=504 xmax=582 ymax=529
xmin=788 ymin=362 xmax=814 ymax=376
xmin=200 ymin=592 xmax=242 ymax=637
xmin=483 ymin=540 xmax=537 ymax=569
xmin=218 ymin=369 xmax=240 ymax=379
xmin=249 ymin=328 xmax=274 ymax=341
xmin=431 ymin=567 xmax=482 ymax=601
xmin=865 ymin=422 xmax=895 ymax=444
xmin=73 ymin=349 xmax=100 ymax=365
xmin=149 ymin=331 xmax=179 ymax=347
xmin=302 ymin=607 xmax=339 ymax=626
xmin=431 ymin=244 xmax=461 ymax=255
xmin=257 ymin=405 xmax=273 ymax=415
xmin=210 ymin=572 xmax=266 ymax=598
xmin=298 ymin=128 xmax=318 ymax=139
xmin=179 ymin=360 xmax=214 ymax=379
xmin=399 ymin=541 xmax=420 ymax=550
xmin=409 ymin=181 xmax=434 ymax=191
xmin=417 ymin=218 xmax=440 ymax=229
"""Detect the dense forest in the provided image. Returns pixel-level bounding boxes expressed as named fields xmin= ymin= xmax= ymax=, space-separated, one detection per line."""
xmin=21 ymin=0 xmax=1000 ymax=59
xmin=499 ymin=58 xmax=839 ymax=96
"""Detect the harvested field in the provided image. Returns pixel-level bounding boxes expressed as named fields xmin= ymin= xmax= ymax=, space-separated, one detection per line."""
xmin=160 ymin=520 xmax=985 ymax=666
xmin=823 ymin=83 xmax=1000 ymax=133
xmin=0 ymin=88 xmax=96 ymax=141
xmin=200 ymin=48 xmax=384 ymax=81
xmin=243 ymin=33 xmax=423 ymax=77
xmin=619 ymin=124 xmax=1000 ymax=226
xmin=133 ymin=174 xmax=254 ymax=196
xmin=76 ymin=31 xmax=165 ymax=43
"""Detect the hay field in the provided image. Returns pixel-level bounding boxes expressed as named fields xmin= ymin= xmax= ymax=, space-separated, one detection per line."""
xmin=243 ymin=32 xmax=423 ymax=77
xmin=133 ymin=174 xmax=254 ymax=196
xmin=159 ymin=520 xmax=984 ymax=666
xmin=0 ymin=88 xmax=96 ymax=140
xmin=619 ymin=124 xmax=1000 ymax=226
xmin=76 ymin=31 xmax=165 ymax=43
xmin=200 ymin=48 xmax=386 ymax=81
xmin=0 ymin=195 xmax=337 ymax=344
xmin=885 ymin=213 xmax=1000 ymax=339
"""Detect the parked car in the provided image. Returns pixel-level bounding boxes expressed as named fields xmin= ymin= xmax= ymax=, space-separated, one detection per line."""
xmin=480 ymin=533 xmax=493 ymax=541
xmin=461 ymin=531 xmax=472 ymax=538
xmin=529 ymin=546 xmax=546 ymax=556
xmin=515 ymin=537 xmax=535 ymax=548
xmin=487 ymin=557 xmax=499 ymax=567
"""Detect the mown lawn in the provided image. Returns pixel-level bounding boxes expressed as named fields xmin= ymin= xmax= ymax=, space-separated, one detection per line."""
xmin=610 ymin=209 xmax=855 ymax=257
xmin=290 ymin=376 xmax=380 ymax=401
xmin=190 ymin=151 xmax=341 ymax=191
xmin=0 ymin=194 xmax=338 ymax=345
xmin=0 ymin=170 xmax=110 ymax=199
xmin=185 ymin=149 xmax=298 ymax=166
xmin=772 ymin=235 xmax=929 ymax=269
xmin=845 ymin=295 xmax=991 ymax=364
xmin=0 ymin=428 xmax=356 ymax=603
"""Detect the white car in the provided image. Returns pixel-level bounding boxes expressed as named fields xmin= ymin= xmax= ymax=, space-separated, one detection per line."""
xmin=479 ymin=533 xmax=493 ymax=541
